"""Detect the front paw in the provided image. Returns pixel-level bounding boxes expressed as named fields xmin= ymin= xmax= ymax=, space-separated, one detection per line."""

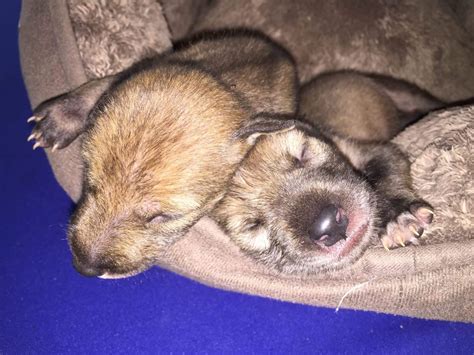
xmin=379 ymin=200 xmax=434 ymax=250
xmin=27 ymin=95 xmax=88 ymax=151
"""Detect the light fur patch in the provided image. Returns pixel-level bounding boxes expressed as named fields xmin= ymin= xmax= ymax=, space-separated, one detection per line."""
xmin=239 ymin=228 xmax=271 ymax=252
xmin=275 ymin=130 xmax=332 ymax=166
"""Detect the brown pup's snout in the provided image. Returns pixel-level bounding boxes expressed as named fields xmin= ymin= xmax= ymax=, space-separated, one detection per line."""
xmin=68 ymin=207 xmax=155 ymax=279
xmin=69 ymin=236 xmax=107 ymax=277
xmin=310 ymin=204 xmax=348 ymax=246
xmin=70 ymin=244 xmax=145 ymax=279
xmin=72 ymin=257 xmax=104 ymax=278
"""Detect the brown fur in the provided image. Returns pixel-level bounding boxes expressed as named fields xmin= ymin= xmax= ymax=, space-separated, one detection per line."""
xmin=300 ymin=72 xmax=401 ymax=142
xmin=31 ymin=31 xmax=298 ymax=278
xmin=300 ymin=71 xmax=444 ymax=142
xmin=213 ymin=72 xmax=437 ymax=274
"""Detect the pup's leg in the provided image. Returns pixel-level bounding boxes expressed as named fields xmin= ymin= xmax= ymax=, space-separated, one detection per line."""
xmin=300 ymin=71 xmax=443 ymax=142
xmin=27 ymin=76 xmax=116 ymax=150
xmin=335 ymin=138 xmax=434 ymax=249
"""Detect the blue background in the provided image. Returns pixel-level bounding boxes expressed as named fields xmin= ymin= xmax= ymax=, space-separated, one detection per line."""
xmin=1 ymin=2 xmax=472 ymax=353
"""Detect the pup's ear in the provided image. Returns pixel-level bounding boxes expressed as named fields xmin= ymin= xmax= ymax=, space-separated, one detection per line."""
xmin=235 ymin=114 xmax=298 ymax=145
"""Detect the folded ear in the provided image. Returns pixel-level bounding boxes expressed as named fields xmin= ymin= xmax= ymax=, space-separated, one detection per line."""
xmin=234 ymin=114 xmax=298 ymax=145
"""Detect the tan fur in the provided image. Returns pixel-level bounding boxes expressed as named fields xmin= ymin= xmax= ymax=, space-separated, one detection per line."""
xmin=85 ymin=68 xmax=248 ymax=213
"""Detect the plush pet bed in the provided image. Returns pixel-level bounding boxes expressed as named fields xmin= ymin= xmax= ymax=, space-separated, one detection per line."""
xmin=19 ymin=0 xmax=473 ymax=321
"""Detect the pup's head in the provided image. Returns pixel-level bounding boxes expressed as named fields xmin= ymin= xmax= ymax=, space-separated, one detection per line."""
xmin=68 ymin=66 xmax=297 ymax=278
xmin=214 ymin=123 xmax=377 ymax=274
xmin=69 ymin=66 xmax=251 ymax=278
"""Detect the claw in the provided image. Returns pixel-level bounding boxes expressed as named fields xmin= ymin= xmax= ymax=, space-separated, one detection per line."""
xmin=418 ymin=207 xmax=435 ymax=224
xmin=409 ymin=225 xmax=420 ymax=237
xmin=420 ymin=208 xmax=435 ymax=216
xmin=396 ymin=235 xmax=406 ymax=247
xmin=27 ymin=133 xmax=36 ymax=142
xmin=382 ymin=238 xmax=390 ymax=251
xmin=28 ymin=114 xmax=45 ymax=123
xmin=33 ymin=142 xmax=42 ymax=150
xmin=52 ymin=143 xmax=59 ymax=152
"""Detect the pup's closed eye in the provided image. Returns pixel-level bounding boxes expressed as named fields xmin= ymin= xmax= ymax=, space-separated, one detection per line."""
xmin=145 ymin=212 xmax=182 ymax=225
xmin=291 ymin=143 xmax=311 ymax=168
xmin=245 ymin=218 xmax=264 ymax=231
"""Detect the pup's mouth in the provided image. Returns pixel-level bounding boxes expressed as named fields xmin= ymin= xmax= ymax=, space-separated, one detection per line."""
xmin=97 ymin=264 xmax=152 ymax=279
xmin=97 ymin=268 xmax=147 ymax=280
xmin=98 ymin=270 xmax=141 ymax=279
xmin=72 ymin=255 xmax=150 ymax=279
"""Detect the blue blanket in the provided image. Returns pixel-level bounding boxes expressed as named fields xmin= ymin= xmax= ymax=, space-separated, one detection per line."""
xmin=1 ymin=2 xmax=472 ymax=353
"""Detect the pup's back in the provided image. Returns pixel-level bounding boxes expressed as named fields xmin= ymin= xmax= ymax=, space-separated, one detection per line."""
xmin=169 ymin=32 xmax=298 ymax=116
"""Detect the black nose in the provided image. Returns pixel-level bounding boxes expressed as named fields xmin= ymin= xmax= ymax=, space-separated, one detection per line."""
xmin=310 ymin=204 xmax=349 ymax=246
xmin=72 ymin=258 xmax=104 ymax=277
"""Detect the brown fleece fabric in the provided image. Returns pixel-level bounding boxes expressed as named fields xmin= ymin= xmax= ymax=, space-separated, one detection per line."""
xmin=193 ymin=0 xmax=474 ymax=102
xmin=19 ymin=0 xmax=473 ymax=322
